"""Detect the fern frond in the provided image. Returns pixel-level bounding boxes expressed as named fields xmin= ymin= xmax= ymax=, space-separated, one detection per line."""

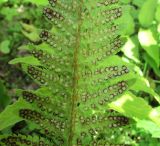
xmin=0 ymin=0 xmax=142 ymax=146
xmin=0 ymin=134 xmax=51 ymax=146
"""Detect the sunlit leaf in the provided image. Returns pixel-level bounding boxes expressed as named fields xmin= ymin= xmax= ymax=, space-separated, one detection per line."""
xmin=138 ymin=28 xmax=159 ymax=67
xmin=109 ymin=91 xmax=152 ymax=119
xmin=121 ymin=36 xmax=140 ymax=63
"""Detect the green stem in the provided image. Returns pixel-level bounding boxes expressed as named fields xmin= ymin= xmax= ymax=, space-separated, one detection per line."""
xmin=153 ymin=80 xmax=160 ymax=84
xmin=68 ymin=1 xmax=83 ymax=145
xmin=143 ymin=62 xmax=148 ymax=77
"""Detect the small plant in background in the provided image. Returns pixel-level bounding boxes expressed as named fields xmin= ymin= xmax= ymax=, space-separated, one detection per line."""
xmin=0 ymin=0 xmax=160 ymax=146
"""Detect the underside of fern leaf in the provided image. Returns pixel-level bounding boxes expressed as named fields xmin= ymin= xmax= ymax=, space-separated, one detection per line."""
xmin=0 ymin=0 xmax=142 ymax=146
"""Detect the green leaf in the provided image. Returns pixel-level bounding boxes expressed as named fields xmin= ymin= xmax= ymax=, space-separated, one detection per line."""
xmin=0 ymin=40 xmax=10 ymax=54
xmin=132 ymin=0 xmax=145 ymax=8
xmin=138 ymin=0 xmax=158 ymax=27
xmin=23 ymin=0 xmax=48 ymax=5
xmin=149 ymin=106 xmax=160 ymax=127
xmin=130 ymin=76 xmax=160 ymax=104
xmin=109 ymin=91 xmax=152 ymax=119
xmin=9 ymin=56 xmax=41 ymax=66
xmin=120 ymin=0 xmax=132 ymax=4
xmin=0 ymin=98 xmax=32 ymax=131
xmin=109 ymin=92 xmax=160 ymax=127
xmin=138 ymin=28 xmax=159 ymax=67
xmin=143 ymin=53 xmax=160 ymax=77
xmin=121 ymin=36 xmax=140 ymax=63
xmin=138 ymin=28 xmax=157 ymax=47
xmin=21 ymin=23 xmax=40 ymax=42
xmin=121 ymin=6 xmax=135 ymax=35
xmin=155 ymin=4 xmax=160 ymax=22
xmin=136 ymin=120 xmax=160 ymax=138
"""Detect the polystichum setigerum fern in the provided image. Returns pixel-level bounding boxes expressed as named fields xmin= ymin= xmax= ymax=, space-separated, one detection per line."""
xmin=0 ymin=0 xmax=144 ymax=145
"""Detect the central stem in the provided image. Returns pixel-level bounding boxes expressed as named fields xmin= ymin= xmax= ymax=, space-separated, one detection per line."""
xmin=68 ymin=1 xmax=83 ymax=145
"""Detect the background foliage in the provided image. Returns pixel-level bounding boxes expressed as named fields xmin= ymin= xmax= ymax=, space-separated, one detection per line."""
xmin=0 ymin=0 xmax=160 ymax=145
